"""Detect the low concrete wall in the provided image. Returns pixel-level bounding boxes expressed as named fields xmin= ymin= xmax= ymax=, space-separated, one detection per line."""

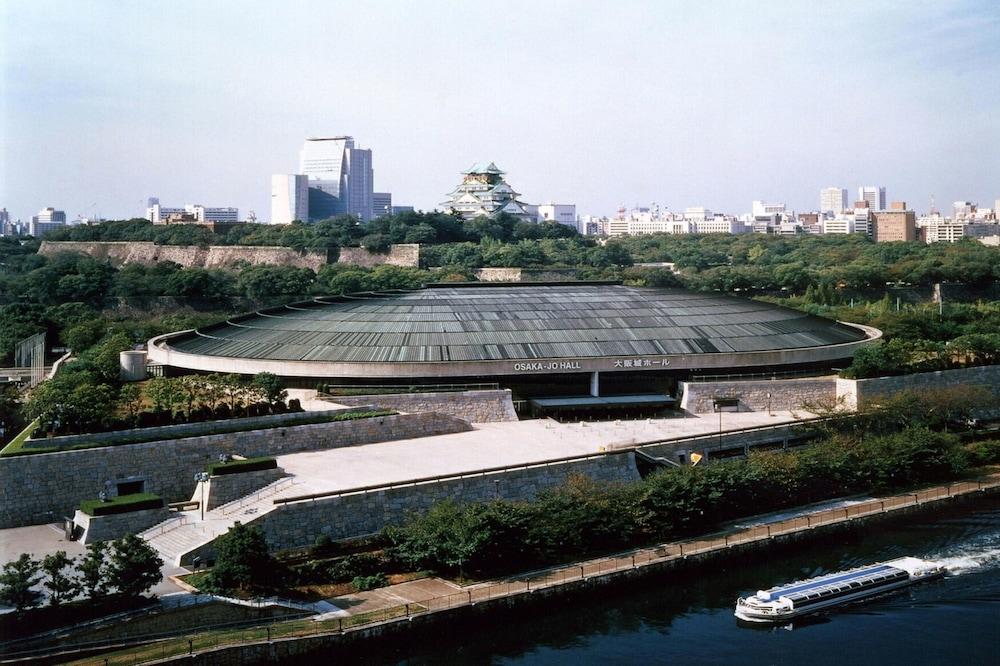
xmin=201 ymin=468 xmax=286 ymax=510
xmin=184 ymin=453 xmax=640 ymax=563
xmin=679 ymin=377 xmax=836 ymax=414
xmin=836 ymin=365 xmax=1000 ymax=410
xmin=73 ymin=506 xmax=172 ymax=544
xmin=329 ymin=390 xmax=518 ymax=423
xmin=0 ymin=412 xmax=472 ymax=529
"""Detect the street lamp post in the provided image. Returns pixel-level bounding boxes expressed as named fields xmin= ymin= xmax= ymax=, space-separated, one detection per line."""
xmin=194 ymin=472 xmax=210 ymax=520
xmin=767 ymin=392 xmax=772 ymax=417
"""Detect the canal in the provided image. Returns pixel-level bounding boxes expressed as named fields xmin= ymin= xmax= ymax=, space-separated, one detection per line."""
xmin=347 ymin=499 xmax=1000 ymax=665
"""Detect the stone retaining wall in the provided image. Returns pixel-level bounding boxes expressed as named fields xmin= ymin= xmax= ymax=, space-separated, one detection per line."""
xmin=835 ymin=365 xmax=1000 ymax=410
xmin=679 ymin=377 xmax=836 ymax=414
xmin=0 ymin=412 xmax=472 ymax=529
xmin=202 ymin=468 xmax=286 ymax=510
xmin=23 ymin=408 xmax=373 ymax=451
xmin=72 ymin=506 xmax=172 ymax=544
xmin=328 ymin=390 xmax=518 ymax=423
xmin=184 ymin=453 xmax=640 ymax=563
xmin=37 ymin=241 xmax=420 ymax=270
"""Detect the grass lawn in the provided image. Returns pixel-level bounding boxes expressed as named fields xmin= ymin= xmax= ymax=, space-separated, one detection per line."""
xmin=0 ymin=418 xmax=39 ymax=456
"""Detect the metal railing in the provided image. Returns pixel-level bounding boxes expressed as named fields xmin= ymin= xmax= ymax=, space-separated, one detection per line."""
xmin=218 ymin=477 xmax=296 ymax=516
xmin=319 ymin=382 xmax=500 ymax=396
xmin=138 ymin=514 xmax=191 ymax=540
xmin=685 ymin=368 xmax=841 ymax=383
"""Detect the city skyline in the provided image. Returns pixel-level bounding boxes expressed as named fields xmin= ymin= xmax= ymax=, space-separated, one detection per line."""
xmin=2 ymin=1 xmax=999 ymax=222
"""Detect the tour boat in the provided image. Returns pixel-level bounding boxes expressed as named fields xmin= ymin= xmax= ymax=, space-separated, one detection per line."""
xmin=734 ymin=557 xmax=946 ymax=623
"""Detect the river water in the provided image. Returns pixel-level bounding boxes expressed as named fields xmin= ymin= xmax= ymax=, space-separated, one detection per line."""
xmin=360 ymin=500 xmax=1000 ymax=665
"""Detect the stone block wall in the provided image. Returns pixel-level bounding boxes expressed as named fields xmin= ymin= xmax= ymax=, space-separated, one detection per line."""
xmin=0 ymin=412 xmax=472 ymax=529
xmin=329 ymin=390 xmax=518 ymax=422
xmin=73 ymin=506 xmax=172 ymax=544
xmin=336 ymin=244 xmax=419 ymax=268
xmin=836 ymin=365 xmax=1000 ymax=411
xmin=679 ymin=377 xmax=837 ymax=414
xmin=186 ymin=453 xmax=640 ymax=560
xmin=202 ymin=468 xmax=286 ymax=510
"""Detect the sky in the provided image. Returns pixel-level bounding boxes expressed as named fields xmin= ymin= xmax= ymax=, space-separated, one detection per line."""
xmin=2 ymin=0 xmax=999 ymax=223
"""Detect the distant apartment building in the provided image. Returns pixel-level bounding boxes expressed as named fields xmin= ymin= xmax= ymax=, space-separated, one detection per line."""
xmin=858 ymin=186 xmax=887 ymax=211
xmin=822 ymin=217 xmax=856 ymax=234
xmin=29 ymin=207 xmax=67 ymax=238
xmin=300 ymin=136 xmax=374 ymax=221
xmin=536 ymin=203 xmax=577 ymax=228
xmin=147 ymin=203 xmax=239 ymax=225
xmin=917 ymin=214 xmax=999 ymax=244
xmin=270 ymin=174 xmax=309 ymax=224
xmin=820 ymin=187 xmax=848 ymax=215
xmin=392 ymin=205 xmax=415 ymax=215
xmin=873 ymin=208 xmax=916 ymax=243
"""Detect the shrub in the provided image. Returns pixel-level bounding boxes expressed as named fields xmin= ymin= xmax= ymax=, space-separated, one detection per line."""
xmin=352 ymin=573 xmax=387 ymax=591
xmin=965 ymin=438 xmax=1000 ymax=466
xmin=328 ymin=553 xmax=383 ymax=583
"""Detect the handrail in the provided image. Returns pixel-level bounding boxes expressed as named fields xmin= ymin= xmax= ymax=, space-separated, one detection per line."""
xmin=218 ymin=477 xmax=296 ymax=516
xmin=139 ymin=514 xmax=190 ymax=539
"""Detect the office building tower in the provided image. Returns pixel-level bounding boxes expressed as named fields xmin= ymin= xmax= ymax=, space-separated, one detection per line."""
xmin=30 ymin=207 xmax=67 ymax=238
xmin=536 ymin=203 xmax=577 ymax=227
xmin=299 ymin=136 xmax=374 ymax=221
xmin=873 ymin=208 xmax=916 ymax=243
xmin=820 ymin=187 xmax=848 ymax=215
xmin=858 ymin=186 xmax=886 ymax=211
xmin=270 ymin=175 xmax=309 ymax=224
xmin=373 ymin=192 xmax=393 ymax=218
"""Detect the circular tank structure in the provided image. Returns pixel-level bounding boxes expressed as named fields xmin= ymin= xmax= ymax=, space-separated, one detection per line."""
xmin=119 ymin=350 xmax=148 ymax=382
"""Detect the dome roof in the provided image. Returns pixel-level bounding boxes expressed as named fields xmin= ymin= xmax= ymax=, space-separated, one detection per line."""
xmin=155 ymin=283 xmax=873 ymax=377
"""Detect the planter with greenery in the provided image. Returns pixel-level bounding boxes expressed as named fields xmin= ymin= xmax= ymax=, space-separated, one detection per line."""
xmin=206 ymin=457 xmax=278 ymax=476
xmin=79 ymin=493 xmax=164 ymax=517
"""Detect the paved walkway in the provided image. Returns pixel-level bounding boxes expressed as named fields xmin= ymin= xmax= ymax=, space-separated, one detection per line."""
xmin=276 ymin=411 xmax=802 ymax=496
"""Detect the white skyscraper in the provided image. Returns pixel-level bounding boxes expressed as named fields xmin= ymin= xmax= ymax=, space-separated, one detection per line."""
xmin=820 ymin=187 xmax=848 ymax=215
xmin=858 ymin=186 xmax=886 ymax=211
xmin=270 ymin=174 xmax=309 ymax=224
xmin=299 ymin=136 xmax=374 ymax=221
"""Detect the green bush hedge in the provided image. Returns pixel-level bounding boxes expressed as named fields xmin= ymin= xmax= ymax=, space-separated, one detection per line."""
xmin=80 ymin=493 xmax=164 ymax=517
xmin=206 ymin=457 xmax=278 ymax=476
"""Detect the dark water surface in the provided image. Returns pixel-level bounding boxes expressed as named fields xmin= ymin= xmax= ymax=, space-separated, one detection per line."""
xmin=336 ymin=501 xmax=1000 ymax=665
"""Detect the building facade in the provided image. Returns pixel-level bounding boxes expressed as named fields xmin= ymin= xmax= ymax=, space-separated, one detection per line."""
xmin=373 ymin=192 xmax=393 ymax=219
xmin=300 ymin=136 xmax=374 ymax=221
xmin=536 ymin=203 xmax=577 ymax=228
xmin=147 ymin=203 xmax=239 ymax=225
xmin=270 ymin=174 xmax=309 ymax=224
xmin=873 ymin=209 xmax=916 ymax=243
xmin=858 ymin=186 xmax=887 ymax=211
xmin=29 ymin=207 xmax=67 ymax=238
xmin=820 ymin=187 xmax=848 ymax=215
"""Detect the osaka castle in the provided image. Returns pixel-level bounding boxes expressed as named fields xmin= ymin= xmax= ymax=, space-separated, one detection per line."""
xmin=442 ymin=162 xmax=535 ymax=221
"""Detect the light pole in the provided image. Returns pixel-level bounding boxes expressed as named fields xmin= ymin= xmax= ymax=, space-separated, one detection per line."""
xmin=767 ymin=392 xmax=772 ymax=417
xmin=194 ymin=472 xmax=210 ymax=520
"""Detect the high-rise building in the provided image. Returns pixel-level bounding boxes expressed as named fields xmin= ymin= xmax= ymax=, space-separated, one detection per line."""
xmin=29 ymin=207 xmax=67 ymax=238
xmin=820 ymin=187 xmax=848 ymax=215
xmin=441 ymin=162 xmax=535 ymax=221
xmin=953 ymin=201 xmax=976 ymax=218
xmin=270 ymin=175 xmax=309 ymax=224
xmin=858 ymin=186 xmax=886 ymax=211
xmin=373 ymin=192 xmax=393 ymax=219
xmin=299 ymin=136 xmax=374 ymax=221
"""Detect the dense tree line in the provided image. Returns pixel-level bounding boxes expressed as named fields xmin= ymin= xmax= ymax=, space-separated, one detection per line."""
xmin=384 ymin=389 xmax=994 ymax=578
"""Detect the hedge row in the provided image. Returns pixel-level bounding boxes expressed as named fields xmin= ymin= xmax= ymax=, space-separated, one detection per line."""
xmin=207 ymin=457 xmax=278 ymax=476
xmin=80 ymin=493 xmax=164 ymax=517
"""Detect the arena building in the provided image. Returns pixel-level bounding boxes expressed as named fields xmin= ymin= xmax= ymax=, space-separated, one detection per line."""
xmin=148 ymin=282 xmax=878 ymax=415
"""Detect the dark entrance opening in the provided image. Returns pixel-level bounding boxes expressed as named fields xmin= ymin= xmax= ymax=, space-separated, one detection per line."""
xmin=116 ymin=480 xmax=144 ymax=496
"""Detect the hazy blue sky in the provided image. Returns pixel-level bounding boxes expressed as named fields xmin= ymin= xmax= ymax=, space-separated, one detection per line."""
xmin=2 ymin=0 xmax=998 ymax=222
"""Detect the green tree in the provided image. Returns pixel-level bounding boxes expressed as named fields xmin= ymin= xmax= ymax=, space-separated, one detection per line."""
xmin=41 ymin=551 xmax=79 ymax=607
xmin=252 ymin=372 xmax=287 ymax=409
xmin=106 ymin=534 xmax=162 ymax=598
xmin=145 ymin=377 xmax=185 ymax=415
xmin=0 ymin=554 xmax=43 ymax=611
xmin=206 ymin=522 xmax=281 ymax=594
xmin=78 ymin=542 xmax=109 ymax=599
xmin=118 ymin=384 xmax=143 ymax=426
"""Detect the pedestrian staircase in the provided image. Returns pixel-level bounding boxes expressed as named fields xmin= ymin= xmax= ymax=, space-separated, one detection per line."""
xmin=140 ymin=476 xmax=299 ymax=566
